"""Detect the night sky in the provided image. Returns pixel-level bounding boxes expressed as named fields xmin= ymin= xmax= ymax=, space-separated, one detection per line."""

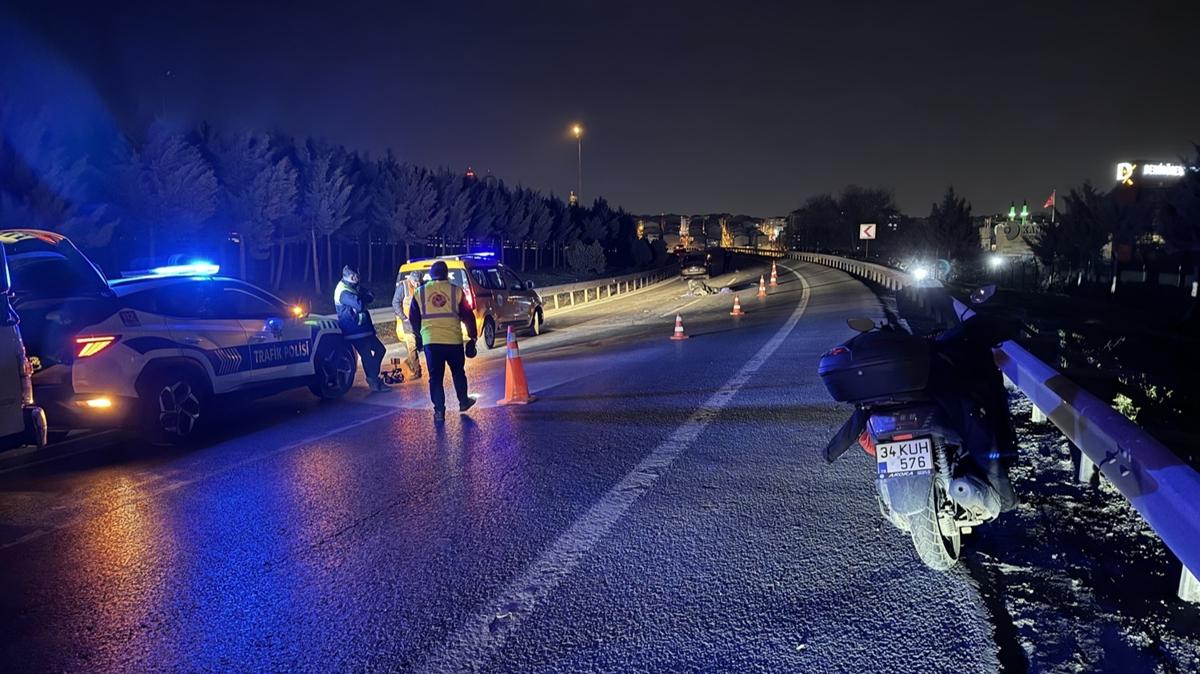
xmin=4 ymin=0 xmax=1199 ymax=216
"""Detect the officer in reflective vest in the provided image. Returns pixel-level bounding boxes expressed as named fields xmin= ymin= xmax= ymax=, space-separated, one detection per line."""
xmin=334 ymin=265 xmax=390 ymax=392
xmin=408 ymin=261 xmax=478 ymax=421
xmin=391 ymin=270 xmax=424 ymax=381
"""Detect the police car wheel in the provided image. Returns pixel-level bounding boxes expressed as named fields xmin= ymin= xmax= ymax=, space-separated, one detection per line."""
xmin=144 ymin=371 xmax=207 ymax=443
xmin=309 ymin=338 xmax=357 ymax=400
xmin=483 ymin=318 xmax=498 ymax=349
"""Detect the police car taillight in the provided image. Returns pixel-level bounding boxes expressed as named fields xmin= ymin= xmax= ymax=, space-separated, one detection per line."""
xmin=463 ymin=287 xmax=476 ymax=310
xmin=76 ymin=335 xmax=119 ymax=358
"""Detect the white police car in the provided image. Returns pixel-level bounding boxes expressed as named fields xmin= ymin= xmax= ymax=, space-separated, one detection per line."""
xmin=70 ymin=264 xmax=355 ymax=443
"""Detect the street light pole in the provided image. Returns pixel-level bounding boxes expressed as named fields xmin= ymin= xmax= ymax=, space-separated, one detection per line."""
xmin=572 ymin=123 xmax=583 ymax=203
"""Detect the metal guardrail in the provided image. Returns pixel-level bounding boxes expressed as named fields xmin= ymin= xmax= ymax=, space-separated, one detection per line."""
xmin=536 ymin=265 xmax=677 ymax=313
xmin=766 ymin=249 xmax=1200 ymax=602
xmin=368 ymin=264 xmax=678 ymax=323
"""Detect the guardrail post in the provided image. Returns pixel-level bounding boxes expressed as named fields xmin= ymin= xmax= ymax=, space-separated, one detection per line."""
xmin=553 ymin=294 xmax=559 ymax=309
xmin=1179 ymin=567 xmax=1200 ymax=603
xmin=1031 ymin=403 xmax=1048 ymax=424
xmin=1077 ymin=451 xmax=1099 ymax=485
xmin=570 ymin=290 xmax=576 ymax=306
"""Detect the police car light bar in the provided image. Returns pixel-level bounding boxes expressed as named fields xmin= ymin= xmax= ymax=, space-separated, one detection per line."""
xmin=151 ymin=262 xmax=220 ymax=276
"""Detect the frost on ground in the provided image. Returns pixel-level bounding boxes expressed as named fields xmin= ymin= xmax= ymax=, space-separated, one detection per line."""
xmin=968 ymin=394 xmax=1200 ymax=673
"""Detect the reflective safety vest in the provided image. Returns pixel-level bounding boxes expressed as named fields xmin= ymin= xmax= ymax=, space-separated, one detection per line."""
xmin=401 ymin=279 xmax=420 ymax=319
xmin=419 ymin=280 xmax=463 ymax=345
xmin=333 ymin=280 xmax=353 ymax=308
xmin=334 ymin=280 xmax=374 ymax=340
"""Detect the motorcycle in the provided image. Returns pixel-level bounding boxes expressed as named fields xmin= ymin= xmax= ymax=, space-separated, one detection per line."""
xmin=818 ymin=285 xmax=1021 ymax=570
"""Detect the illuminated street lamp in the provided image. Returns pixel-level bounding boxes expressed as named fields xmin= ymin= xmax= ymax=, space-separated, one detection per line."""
xmin=571 ymin=123 xmax=583 ymax=204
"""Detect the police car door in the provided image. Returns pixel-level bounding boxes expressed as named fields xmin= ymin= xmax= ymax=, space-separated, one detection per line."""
xmin=159 ymin=281 xmax=253 ymax=392
xmin=218 ymin=282 xmax=313 ymax=381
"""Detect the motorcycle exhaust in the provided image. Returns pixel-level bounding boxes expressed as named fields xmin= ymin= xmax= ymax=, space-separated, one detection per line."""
xmin=949 ymin=475 xmax=1001 ymax=521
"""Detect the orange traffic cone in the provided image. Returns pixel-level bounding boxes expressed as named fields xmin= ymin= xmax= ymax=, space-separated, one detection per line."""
xmin=769 ymin=261 xmax=779 ymax=287
xmin=670 ymin=314 xmax=689 ymax=340
xmin=496 ymin=326 xmax=536 ymax=405
xmin=730 ymin=295 xmax=745 ymax=316
xmin=757 ymin=275 xmax=768 ymax=298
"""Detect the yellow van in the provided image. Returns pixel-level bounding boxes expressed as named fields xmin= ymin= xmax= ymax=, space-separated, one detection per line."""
xmin=398 ymin=254 xmax=545 ymax=349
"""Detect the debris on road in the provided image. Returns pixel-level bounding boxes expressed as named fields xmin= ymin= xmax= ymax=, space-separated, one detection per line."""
xmin=685 ymin=279 xmax=718 ymax=296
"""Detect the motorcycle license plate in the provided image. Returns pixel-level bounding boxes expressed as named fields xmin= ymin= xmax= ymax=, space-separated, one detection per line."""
xmin=876 ymin=437 xmax=934 ymax=478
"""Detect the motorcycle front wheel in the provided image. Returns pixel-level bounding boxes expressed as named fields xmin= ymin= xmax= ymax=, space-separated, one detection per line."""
xmin=907 ymin=481 xmax=962 ymax=571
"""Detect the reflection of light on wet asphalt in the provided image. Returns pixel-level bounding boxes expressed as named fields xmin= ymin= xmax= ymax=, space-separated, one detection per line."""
xmin=76 ymin=476 xmax=179 ymax=655
xmin=362 ymin=347 xmax=643 ymax=412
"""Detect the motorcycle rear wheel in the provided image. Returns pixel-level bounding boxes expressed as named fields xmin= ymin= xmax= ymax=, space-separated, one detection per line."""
xmin=907 ymin=481 xmax=962 ymax=570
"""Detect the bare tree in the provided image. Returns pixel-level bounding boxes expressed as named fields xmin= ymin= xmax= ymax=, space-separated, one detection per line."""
xmin=211 ymin=132 xmax=297 ymax=279
xmin=297 ymin=143 xmax=353 ymax=293
xmin=118 ymin=122 xmax=218 ymax=260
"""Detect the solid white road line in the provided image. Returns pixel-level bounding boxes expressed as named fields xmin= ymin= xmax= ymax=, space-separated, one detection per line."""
xmin=416 ymin=263 xmax=812 ymax=673
xmin=659 ymin=295 xmax=706 ymax=318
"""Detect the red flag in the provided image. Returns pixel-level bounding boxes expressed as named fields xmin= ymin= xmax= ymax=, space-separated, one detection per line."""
xmin=1043 ymin=190 xmax=1056 ymax=209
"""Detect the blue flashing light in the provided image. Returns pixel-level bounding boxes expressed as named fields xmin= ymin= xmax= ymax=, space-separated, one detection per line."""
xmin=151 ymin=262 xmax=220 ymax=277
xmin=465 ymin=251 xmax=496 ymax=258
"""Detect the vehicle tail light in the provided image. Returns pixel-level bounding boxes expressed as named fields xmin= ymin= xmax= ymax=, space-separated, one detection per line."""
xmin=826 ymin=346 xmax=849 ymax=357
xmin=858 ymin=430 xmax=876 ymax=457
xmin=76 ymin=335 xmax=119 ymax=358
xmin=463 ymin=287 xmax=476 ymax=310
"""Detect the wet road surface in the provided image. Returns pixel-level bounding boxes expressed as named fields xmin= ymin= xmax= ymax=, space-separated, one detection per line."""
xmin=0 ymin=259 xmax=999 ymax=672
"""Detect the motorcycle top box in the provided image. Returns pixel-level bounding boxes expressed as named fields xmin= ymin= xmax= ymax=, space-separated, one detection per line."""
xmin=818 ymin=329 xmax=932 ymax=403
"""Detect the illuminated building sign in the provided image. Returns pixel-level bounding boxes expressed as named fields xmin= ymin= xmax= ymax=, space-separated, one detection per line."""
xmin=1144 ymin=163 xmax=1186 ymax=177
xmin=1116 ymin=161 xmax=1188 ymax=186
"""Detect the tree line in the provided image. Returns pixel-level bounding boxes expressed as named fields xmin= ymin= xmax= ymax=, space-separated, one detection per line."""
xmin=0 ymin=113 xmax=664 ymax=293
xmin=784 ymin=184 xmax=978 ymax=264
xmin=785 ymin=159 xmax=1200 ymax=299
xmin=1030 ymin=150 xmax=1200 ymax=292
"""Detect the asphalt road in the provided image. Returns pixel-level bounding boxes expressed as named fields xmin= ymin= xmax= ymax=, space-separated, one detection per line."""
xmin=0 ymin=258 xmax=1000 ymax=672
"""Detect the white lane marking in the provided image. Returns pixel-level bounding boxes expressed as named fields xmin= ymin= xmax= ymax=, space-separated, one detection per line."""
xmin=417 ymin=263 xmax=811 ymax=673
xmin=660 ymin=296 xmax=705 ymax=318
xmin=0 ymin=408 xmax=398 ymax=551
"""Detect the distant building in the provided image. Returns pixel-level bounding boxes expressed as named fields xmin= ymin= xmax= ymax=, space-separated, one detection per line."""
xmin=979 ymin=201 xmax=1041 ymax=259
xmin=760 ymin=217 xmax=786 ymax=244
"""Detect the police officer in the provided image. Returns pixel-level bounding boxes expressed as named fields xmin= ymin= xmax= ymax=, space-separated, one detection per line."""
xmin=408 ymin=260 xmax=477 ymax=421
xmin=391 ymin=270 xmax=424 ymax=381
xmin=334 ymin=265 xmax=390 ymax=392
